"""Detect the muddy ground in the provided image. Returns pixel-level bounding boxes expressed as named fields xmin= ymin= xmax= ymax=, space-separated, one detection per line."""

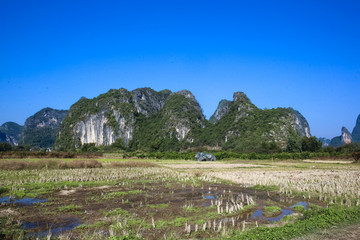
xmin=1 ymin=178 xmax=323 ymax=239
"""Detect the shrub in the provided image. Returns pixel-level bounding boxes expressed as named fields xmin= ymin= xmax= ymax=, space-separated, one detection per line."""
xmin=0 ymin=159 xmax=102 ymax=170
xmin=353 ymin=152 xmax=360 ymax=163
xmin=59 ymin=160 xmax=102 ymax=169
xmin=0 ymin=143 xmax=12 ymax=152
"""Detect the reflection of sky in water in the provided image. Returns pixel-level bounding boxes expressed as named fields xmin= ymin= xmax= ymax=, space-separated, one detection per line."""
xmin=266 ymin=209 xmax=293 ymax=222
xmin=249 ymin=202 xmax=309 ymax=223
xmin=0 ymin=197 xmax=47 ymax=205
xmin=23 ymin=218 xmax=81 ymax=238
xmin=250 ymin=209 xmax=294 ymax=222
xmin=204 ymin=195 xmax=215 ymax=199
xmin=250 ymin=209 xmax=263 ymax=218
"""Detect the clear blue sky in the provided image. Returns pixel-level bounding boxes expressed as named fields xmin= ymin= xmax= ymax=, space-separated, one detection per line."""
xmin=1 ymin=0 xmax=359 ymax=139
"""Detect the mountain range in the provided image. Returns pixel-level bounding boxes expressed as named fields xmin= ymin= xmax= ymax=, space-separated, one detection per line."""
xmin=1 ymin=87 xmax=358 ymax=151
xmin=327 ymin=114 xmax=360 ymax=147
xmin=54 ymin=88 xmax=310 ymax=152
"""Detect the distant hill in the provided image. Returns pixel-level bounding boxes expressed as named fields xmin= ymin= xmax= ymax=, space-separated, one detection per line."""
xmin=0 ymin=122 xmax=23 ymax=145
xmin=318 ymin=137 xmax=331 ymax=147
xmin=55 ymin=88 xmax=311 ymax=152
xmin=330 ymin=127 xmax=352 ymax=147
xmin=206 ymin=92 xmax=311 ymax=152
xmin=21 ymin=107 xmax=68 ymax=148
xmin=352 ymin=114 xmax=360 ymax=143
xmin=329 ymin=114 xmax=360 ymax=147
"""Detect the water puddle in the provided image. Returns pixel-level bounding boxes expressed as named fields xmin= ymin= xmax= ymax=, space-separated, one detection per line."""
xmin=0 ymin=196 xmax=47 ymax=205
xmin=199 ymin=186 xmax=312 ymax=224
xmin=250 ymin=202 xmax=309 ymax=222
xmin=266 ymin=209 xmax=294 ymax=222
xmin=22 ymin=217 xmax=81 ymax=238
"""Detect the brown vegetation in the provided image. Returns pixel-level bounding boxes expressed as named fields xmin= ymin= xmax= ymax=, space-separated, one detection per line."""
xmin=0 ymin=159 xmax=102 ymax=170
xmin=108 ymin=161 xmax=158 ymax=168
xmin=58 ymin=160 xmax=103 ymax=169
xmin=0 ymin=151 xmax=102 ymax=159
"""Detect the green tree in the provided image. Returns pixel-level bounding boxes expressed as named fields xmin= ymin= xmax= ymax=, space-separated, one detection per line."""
xmin=286 ymin=130 xmax=302 ymax=152
xmin=111 ymin=138 xmax=126 ymax=150
xmin=0 ymin=142 xmax=12 ymax=151
xmin=301 ymin=137 xmax=322 ymax=152
xmin=81 ymin=143 xmax=98 ymax=152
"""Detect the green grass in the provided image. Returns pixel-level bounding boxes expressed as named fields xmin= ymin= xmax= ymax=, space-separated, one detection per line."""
xmin=104 ymin=208 xmax=130 ymax=217
xmin=1 ymin=180 xmax=118 ymax=197
xmin=293 ymin=205 xmax=305 ymax=213
xmin=229 ymin=205 xmax=360 ymax=239
xmin=155 ymin=220 xmax=169 ymax=229
xmin=102 ymin=190 xmax=143 ymax=199
xmin=172 ymin=217 xmax=188 ymax=227
xmin=251 ymin=184 xmax=280 ymax=192
xmin=183 ymin=205 xmax=202 ymax=213
xmin=263 ymin=206 xmax=282 ymax=217
xmin=59 ymin=204 xmax=82 ymax=212
xmin=75 ymin=220 xmax=127 ymax=231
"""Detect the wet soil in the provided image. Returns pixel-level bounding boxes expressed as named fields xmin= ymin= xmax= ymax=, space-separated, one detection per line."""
xmin=0 ymin=180 xmax=324 ymax=239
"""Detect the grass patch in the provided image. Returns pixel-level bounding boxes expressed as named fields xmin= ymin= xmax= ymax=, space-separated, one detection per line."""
xmin=0 ymin=186 xmax=10 ymax=194
xmin=88 ymin=221 xmax=110 ymax=229
xmin=8 ymin=180 xmax=117 ymax=197
xmin=102 ymin=190 xmax=143 ymax=200
xmin=59 ymin=204 xmax=82 ymax=212
xmin=172 ymin=217 xmax=188 ymax=227
xmin=263 ymin=206 xmax=282 ymax=217
xmin=183 ymin=205 xmax=201 ymax=213
xmin=229 ymin=205 xmax=360 ymax=239
xmin=293 ymin=205 xmax=305 ymax=213
xmin=308 ymin=203 xmax=322 ymax=211
xmin=251 ymin=184 xmax=280 ymax=192
xmin=0 ymin=216 xmax=25 ymax=239
xmin=105 ymin=208 xmax=130 ymax=217
xmin=155 ymin=220 xmax=169 ymax=229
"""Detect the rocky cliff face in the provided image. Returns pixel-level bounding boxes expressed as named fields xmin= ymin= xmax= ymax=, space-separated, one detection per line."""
xmin=352 ymin=114 xmax=360 ymax=142
xmin=23 ymin=108 xmax=67 ymax=129
xmin=161 ymin=90 xmax=205 ymax=142
xmin=209 ymin=92 xmax=258 ymax=124
xmin=233 ymin=92 xmax=257 ymax=122
xmin=0 ymin=122 xmax=23 ymax=145
xmin=290 ymin=109 xmax=311 ymax=138
xmin=113 ymin=89 xmax=206 ymax=151
xmin=73 ymin=109 xmax=135 ymax=147
xmin=56 ymin=88 xmax=312 ymax=152
xmin=21 ymin=108 xmax=68 ymax=148
xmin=341 ymin=127 xmax=352 ymax=144
xmin=207 ymin=92 xmax=311 ymax=151
xmin=330 ymin=126 xmax=353 ymax=147
xmin=209 ymin=100 xmax=232 ymax=124
xmin=56 ymin=88 xmax=172 ymax=150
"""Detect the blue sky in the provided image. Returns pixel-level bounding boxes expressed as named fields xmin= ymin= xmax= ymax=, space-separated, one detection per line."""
xmin=1 ymin=0 xmax=359 ymax=139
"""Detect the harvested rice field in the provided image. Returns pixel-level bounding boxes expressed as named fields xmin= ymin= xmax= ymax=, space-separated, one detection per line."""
xmin=1 ymin=158 xmax=360 ymax=239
